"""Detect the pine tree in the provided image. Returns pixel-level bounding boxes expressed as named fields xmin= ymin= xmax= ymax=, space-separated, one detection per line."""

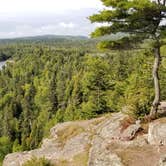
xmin=89 ymin=0 xmax=166 ymax=118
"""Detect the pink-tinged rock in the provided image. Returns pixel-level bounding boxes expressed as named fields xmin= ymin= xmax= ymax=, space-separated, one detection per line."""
xmin=148 ymin=118 xmax=166 ymax=145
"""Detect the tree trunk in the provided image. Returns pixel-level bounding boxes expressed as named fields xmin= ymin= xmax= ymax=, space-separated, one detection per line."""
xmin=150 ymin=46 xmax=161 ymax=118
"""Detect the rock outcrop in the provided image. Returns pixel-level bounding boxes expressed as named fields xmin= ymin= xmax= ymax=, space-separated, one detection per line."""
xmin=3 ymin=113 xmax=166 ymax=166
xmin=148 ymin=118 xmax=166 ymax=146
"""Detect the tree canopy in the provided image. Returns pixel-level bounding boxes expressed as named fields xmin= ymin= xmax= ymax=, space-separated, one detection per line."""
xmin=90 ymin=0 xmax=166 ymax=48
xmin=89 ymin=0 xmax=166 ymax=117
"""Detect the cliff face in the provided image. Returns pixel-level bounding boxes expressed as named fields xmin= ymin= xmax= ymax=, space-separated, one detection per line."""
xmin=3 ymin=112 xmax=166 ymax=166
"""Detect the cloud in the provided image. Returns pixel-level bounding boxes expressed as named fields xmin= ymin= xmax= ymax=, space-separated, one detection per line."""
xmin=40 ymin=25 xmax=58 ymax=32
xmin=0 ymin=8 xmax=100 ymax=38
xmin=0 ymin=0 xmax=103 ymax=13
xmin=59 ymin=22 xmax=76 ymax=28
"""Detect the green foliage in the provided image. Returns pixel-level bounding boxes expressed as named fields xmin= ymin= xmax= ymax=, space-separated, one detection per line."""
xmin=12 ymin=139 xmax=22 ymax=152
xmin=0 ymin=38 xmax=166 ymax=163
xmin=90 ymin=0 xmax=166 ymax=119
xmin=81 ymin=56 xmax=112 ymax=117
xmin=0 ymin=137 xmax=12 ymax=162
xmin=23 ymin=157 xmax=52 ymax=166
xmin=89 ymin=0 xmax=166 ymax=49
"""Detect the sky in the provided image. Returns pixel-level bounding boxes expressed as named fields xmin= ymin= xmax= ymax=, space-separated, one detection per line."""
xmin=0 ymin=0 xmax=104 ymax=38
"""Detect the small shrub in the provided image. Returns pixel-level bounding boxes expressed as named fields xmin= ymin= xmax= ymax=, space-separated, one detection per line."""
xmin=23 ymin=157 xmax=52 ymax=166
xmin=0 ymin=137 xmax=12 ymax=162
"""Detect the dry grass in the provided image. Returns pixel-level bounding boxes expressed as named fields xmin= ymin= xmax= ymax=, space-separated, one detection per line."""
xmin=116 ymin=145 xmax=162 ymax=166
xmin=56 ymin=125 xmax=85 ymax=147
xmin=23 ymin=157 xmax=53 ymax=166
xmin=140 ymin=123 xmax=149 ymax=134
xmin=53 ymin=150 xmax=89 ymax=166
xmin=104 ymin=140 xmax=166 ymax=166
xmin=72 ymin=151 xmax=89 ymax=166
xmin=120 ymin=117 xmax=135 ymax=133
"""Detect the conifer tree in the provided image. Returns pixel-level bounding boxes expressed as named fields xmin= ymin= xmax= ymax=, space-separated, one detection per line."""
xmin=89 ymin=0 xmax=166 ymax=118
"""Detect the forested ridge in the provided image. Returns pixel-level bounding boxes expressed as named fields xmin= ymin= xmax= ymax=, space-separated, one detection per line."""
xmin=0 ymin=37 xmax=166 ymax=165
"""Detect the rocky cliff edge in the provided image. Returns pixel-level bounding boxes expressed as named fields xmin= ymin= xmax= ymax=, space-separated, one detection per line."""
xmin=3 ymin=112 xmax=166 ymax=166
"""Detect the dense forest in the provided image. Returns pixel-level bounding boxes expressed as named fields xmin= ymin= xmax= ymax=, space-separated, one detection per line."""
xmin=0 ymin=36 xmax=166 ymax=165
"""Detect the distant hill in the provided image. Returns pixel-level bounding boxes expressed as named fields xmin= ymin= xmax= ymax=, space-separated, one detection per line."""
xmin=0 ymin=34 xmax=128 ymax=45
xmin=15 ymin=35 xmax=88 ymax=40
xmin=0 ymin=35 xmax=89 ymax=44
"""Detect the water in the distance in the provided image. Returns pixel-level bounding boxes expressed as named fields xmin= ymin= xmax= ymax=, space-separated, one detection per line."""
xmin=0 ymin=61 xmax=6 ymax=70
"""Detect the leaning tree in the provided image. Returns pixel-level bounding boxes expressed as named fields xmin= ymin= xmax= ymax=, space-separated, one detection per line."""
xmin=89 ymin=0 xmax=166 ymax=118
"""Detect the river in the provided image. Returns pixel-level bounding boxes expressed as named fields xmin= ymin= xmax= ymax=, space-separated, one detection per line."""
xmin=0 ymin=61 xmax=6 ymax=70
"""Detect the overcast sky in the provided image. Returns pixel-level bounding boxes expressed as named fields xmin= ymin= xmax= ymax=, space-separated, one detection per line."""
xmin=0 ymin=0 xmax=104 ymax=38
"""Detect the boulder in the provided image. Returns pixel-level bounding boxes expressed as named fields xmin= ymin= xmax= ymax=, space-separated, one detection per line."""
xmin=148 ymin=117 xmax=166 ymax=145
xmin=121 ymin=120 xmax=141 ymax=140
xmin=88 ymin=136 xmax=124 ymax=166
xmin=157 ymin=101 xmax=166 ymax=117
xmin=96 ymin=112 xmax=128 ymax=140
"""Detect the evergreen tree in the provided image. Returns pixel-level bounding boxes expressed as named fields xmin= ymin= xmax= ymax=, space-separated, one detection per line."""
xmin=89 ymin=0 xmax=166 ymax=118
